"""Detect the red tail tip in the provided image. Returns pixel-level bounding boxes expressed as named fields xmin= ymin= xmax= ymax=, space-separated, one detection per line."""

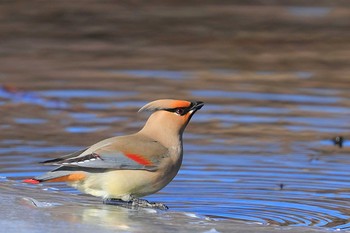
xmin=23 ymin=179 xmax=40 ymax=184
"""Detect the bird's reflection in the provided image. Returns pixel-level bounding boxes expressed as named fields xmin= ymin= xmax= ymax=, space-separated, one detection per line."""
xmin=49 ymin=199 xmax=162 ymax=231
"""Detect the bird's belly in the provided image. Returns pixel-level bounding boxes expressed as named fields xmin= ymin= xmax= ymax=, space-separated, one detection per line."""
xmin=72 ymin=168 xmax=176 ymax=199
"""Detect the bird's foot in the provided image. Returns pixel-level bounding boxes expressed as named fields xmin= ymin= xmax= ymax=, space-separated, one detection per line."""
xmin=130 ymin=197 xmax=168 ymax=210
xmin=103 ymin=197 xmax=168 ymax=210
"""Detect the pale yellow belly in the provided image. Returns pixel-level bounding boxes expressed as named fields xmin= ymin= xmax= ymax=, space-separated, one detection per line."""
xmin=70 ymin=169 xmax=172 ymax=200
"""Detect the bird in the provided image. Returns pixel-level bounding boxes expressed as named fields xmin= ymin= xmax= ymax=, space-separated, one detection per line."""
xmin=24 ymin=99 xmax=204 ymax=210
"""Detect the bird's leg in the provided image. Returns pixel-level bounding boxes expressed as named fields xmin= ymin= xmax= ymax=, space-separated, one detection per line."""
xmin=130 ymin=197 xmax=169 ymax=210
xmin=103 ymin=197 xmax=168 ymax=210
xmin=103 ymin=198 xmax=128 ymax=206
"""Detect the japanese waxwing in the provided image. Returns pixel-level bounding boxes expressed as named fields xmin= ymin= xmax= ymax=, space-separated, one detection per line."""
xmin=24 ymin=99 xmax=204 ymax=209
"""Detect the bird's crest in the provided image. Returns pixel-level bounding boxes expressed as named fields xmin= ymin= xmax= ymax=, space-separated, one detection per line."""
xmin=138 ymin=99 xmax=191 ymax=113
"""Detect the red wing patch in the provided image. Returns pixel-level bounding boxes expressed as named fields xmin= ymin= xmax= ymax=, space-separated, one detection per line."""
xmin=23 ymin=179 xmax=40 ymax=184
xmin=124 ymin=153 xmax=153 ymax=166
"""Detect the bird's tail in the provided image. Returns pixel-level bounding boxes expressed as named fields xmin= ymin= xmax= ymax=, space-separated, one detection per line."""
xmin=23 ymin=171 xmax=86 ymax=184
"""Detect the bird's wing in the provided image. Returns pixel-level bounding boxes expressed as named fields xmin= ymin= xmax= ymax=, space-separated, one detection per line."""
xmin=40 ymin=147 xmax=90 ymax=164
xmin=41 ymin=135 xmax=169 ymax=172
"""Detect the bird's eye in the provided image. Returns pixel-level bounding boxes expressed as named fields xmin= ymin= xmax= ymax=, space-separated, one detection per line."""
xmin=175 ymin=108 xmax=186 ymax=115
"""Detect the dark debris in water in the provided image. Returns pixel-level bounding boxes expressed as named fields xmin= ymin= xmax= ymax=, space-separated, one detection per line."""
xmin=279 ymin=183 xmax=284 ymax=191
xmin=332 ymin=136 xmax=344 ymax=148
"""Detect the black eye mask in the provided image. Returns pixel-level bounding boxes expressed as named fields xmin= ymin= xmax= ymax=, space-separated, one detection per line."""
xmin=165 ymin=107 xmax=190 ymax=116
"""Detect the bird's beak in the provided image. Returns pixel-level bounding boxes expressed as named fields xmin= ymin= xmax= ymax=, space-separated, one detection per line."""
xmin=190 ymin=101 xmax=204 ymax=113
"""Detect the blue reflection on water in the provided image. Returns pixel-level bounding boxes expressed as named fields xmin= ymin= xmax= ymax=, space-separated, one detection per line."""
xmin=38 ymin=90 xmax=136 ymax=99
xmin=298 ymin=105 xmax=350 ymax=114
xmin=0 ymin=85 xmax=68 ymax=109
xmin=65 ymin=126 xmax=108 ymax=133
xmin=286 ymin=125 xmax=348 ymax=133
xmin=83 ymin=101 xmax=146 ymax=110
xmin=14 ymin=118 xmax=48 ymax=124
xmin=204 ymin=104 xmax=292 ymax=114
xmin=109 ymin=69 xmax=191 ymax=80
xmin=0 ymin=145 xmax=81 ymax=155
xmin=192 ymin=90 xmax=340 ymax=104
xmin=194 ymin=113 xmax=278 ymax=123
xmin=69 ymin=113 xmax=127 ymax=123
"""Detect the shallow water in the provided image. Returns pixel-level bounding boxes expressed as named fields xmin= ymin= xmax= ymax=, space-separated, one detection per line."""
xmin=1 ymin=1 xmax=350 ymax=232
xmin=1 ymin=68 xmax=350 ymax=232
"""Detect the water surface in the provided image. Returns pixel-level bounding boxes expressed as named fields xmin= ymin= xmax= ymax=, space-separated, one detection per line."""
xmin=1 ymin=69 xmax=350 ymax=232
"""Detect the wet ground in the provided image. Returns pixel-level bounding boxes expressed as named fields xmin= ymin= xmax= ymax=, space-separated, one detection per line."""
xmin=1 ymin=1 xmax=350 ymax=232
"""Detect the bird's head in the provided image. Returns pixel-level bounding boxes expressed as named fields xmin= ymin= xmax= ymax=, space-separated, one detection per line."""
xmin=139 ymin=99 xmax=204 ymax=144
